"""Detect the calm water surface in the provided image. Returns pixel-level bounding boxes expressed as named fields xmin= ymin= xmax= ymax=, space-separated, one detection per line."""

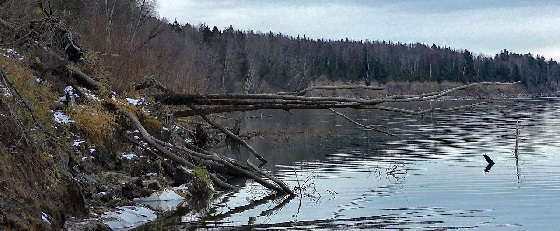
xmin=143 ymin=99 xmax=560 ymax=230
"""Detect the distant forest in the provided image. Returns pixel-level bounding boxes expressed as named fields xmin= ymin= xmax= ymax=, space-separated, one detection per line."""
xmin=2 ymin=0 xmax=559 ymax=93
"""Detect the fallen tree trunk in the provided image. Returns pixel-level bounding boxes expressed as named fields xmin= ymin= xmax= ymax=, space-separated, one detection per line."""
xmin=68 ymin=65 xmax=101 ymax=90
xmin=159 ymin=82 xmax=518 ymax=106
xmin=120 ymin=107 xmax=292 ymax=194
xmin=190 ymin=104 xmax=268 ymax=164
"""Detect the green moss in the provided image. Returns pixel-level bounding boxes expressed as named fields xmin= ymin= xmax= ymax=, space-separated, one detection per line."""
xmin=193 ymin=166 xmax=211 ymax=188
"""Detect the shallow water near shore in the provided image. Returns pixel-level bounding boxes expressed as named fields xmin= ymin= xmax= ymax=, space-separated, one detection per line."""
xmin=139 ymin=98 xmax=560 ymax=230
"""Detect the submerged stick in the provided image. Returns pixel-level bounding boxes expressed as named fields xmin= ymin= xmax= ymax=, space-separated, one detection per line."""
xmin=328 ymin=108 xmax=395 ymax=136
xmin=514 ymin=120 xmax=520 ymax=182
xmin=483 ymin=154 xmax=495 ymax=165
xmin=514 ymin=121 xmax=519 ymax=159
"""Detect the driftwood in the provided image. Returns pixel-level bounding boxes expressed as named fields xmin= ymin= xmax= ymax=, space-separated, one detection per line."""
xmin=329 ymin=108 xmax=395 ymax=136
xmin=160 ymin=82 xmax=518 ymax=117
xmin=120 ymin=108 xmax=293 ymax=194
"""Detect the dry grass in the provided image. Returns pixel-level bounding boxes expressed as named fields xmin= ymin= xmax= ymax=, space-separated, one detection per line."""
xmin=0 ymin=56 xmax=57 ymax=126
xmin=67 ymin=104 xmax=116 ymax=145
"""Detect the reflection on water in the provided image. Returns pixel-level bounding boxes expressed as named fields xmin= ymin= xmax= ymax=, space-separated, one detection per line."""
xmin=139 ymin=99 xmax=560 ymax=230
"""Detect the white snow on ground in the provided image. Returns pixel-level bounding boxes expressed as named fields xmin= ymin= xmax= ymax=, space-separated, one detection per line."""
xmin=53 ymin=111 xmax=74 ymax=124
xmin=41 ymin=212 xmax=51 ymax=225
xmin=173 ymin=184 xmax=189 ymax=192
xmin=64 ymin=86 xmax=76 ymax=95
xmin=59 ymin=86 xmax=79 ymax=103
xmin=89 ymin=148 xmax=96 ymax=153
xmin=1 ymin=87 xmax=10 ymax=97
xmin=133 ymin=189 xmax=186 ymax=211
xmin=1 ymin=48 xmax=25 ymax=61
xmin=126 ymin=130 xmax=139 ymax=134
xmin=101 ymin=206 xmax=156 ymax=231
xmin=0 ymin=82 xmax=11 ymax=97
xmin=80 ymin=87 xmax=100 ymax=101
xmin=125 ymin=97 xmax=144 ymax=106
xmin=121 ymin=153 xmax=138 ymax=160
xmin=73 ymin=140 xmax=85 ymax=147
xmin=81 ymin=156 xmax=94 ymax=161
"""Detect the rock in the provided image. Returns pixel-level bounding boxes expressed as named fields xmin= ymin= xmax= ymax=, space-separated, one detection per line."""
xmin=63 ymin=219 xmax=110 ymax=231
xmin=147 ymin=181 xmax=161 ymax=191
xmin=134 ymin=178 xmax=144 ymax=187
xmin=121 ymin=182 xmax=151 ymax=200
xmin=172 ymin=166 xmax=195 ymax=185
xmin=98 ymin=191 xmax=112 ymax=202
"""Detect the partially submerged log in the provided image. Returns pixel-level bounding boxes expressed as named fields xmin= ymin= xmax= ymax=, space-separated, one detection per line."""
xmin=159 ymin=82 xmax=519 ymax=117
xmin=119 ymin=106 xmax=293 ymax=194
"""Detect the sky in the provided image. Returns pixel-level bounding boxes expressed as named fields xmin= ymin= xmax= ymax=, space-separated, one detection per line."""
xmin=157 ymin=0 xmax=560 ymax=60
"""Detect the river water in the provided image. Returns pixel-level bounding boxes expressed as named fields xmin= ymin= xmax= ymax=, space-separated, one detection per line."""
xmin=139 ymin=99 xmax=560 ymax=230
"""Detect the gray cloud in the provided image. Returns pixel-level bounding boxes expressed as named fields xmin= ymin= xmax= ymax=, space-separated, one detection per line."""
xmin=158 ymin=0 xmax=560 ymax=59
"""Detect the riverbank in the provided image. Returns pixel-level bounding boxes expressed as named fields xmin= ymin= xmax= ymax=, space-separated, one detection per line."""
xmin=305 ymin=80 xmax=554 ymax=99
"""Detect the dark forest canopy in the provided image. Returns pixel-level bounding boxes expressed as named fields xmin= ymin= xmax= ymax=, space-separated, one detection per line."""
xmin=169 ymin=22 xmax=559 ymax=93
xmin=1 ymin=0 xmax=558 ymax=94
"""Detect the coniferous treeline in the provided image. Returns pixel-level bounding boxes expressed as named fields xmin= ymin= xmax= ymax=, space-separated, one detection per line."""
xmin=2 ymin=0 xmax=559 ymax=94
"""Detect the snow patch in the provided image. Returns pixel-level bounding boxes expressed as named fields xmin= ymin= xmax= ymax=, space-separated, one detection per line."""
xmin=133 ymin=189 xmax=186 ymax=211
xmin=81 ymin=156 xmax=94 ymax=161
xmin=59 ymin=86 xmax=79 ymax=103
xmin=1 ymin=48 xmax=25 ymax=61
xmin=80 ymin=87 xmax=100 ymax=101
xmin=121 ymin=153 xmax=138 ymax=160
xmin=73 ymin=140 xmax=85 ymax=147
xmin=126 ymin=130 xmax=139 ymax=134
xmin=41 ymin=212 xmax=51 ymax=225
xmin=135 ymin=189 xmax=184 ymax=202
xmin=1 ymin=87 xmax=11 ymax=97
xmin=64 ymin=86 xmax=77 ymax=96
xmin=53 ymin=111 xmax=73 ymax=124
xmin=125 ymin=97 xmax=144 ymax=106
xmin=101 ymin=206 xmax=156 ymax=230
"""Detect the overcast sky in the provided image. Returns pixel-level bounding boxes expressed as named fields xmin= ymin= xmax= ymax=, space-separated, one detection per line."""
xmin=158 ymin=0 xmax=560 ymax=60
